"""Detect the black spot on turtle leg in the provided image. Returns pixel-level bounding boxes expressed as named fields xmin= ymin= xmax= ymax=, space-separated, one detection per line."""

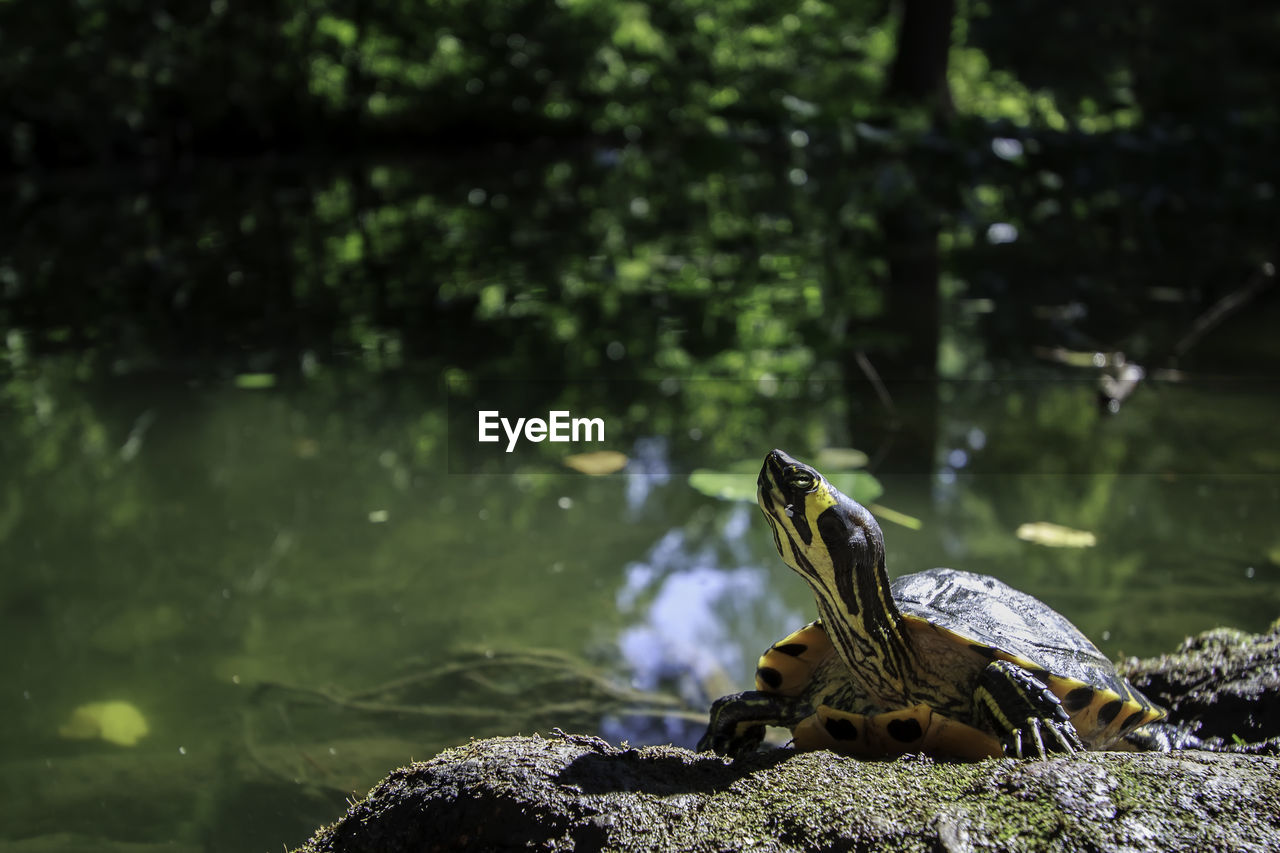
xmin=824 ymin=716 xmax=859 ymax=741
xmin=773 ymin=642 xmax=808 ymax=657
xmin=757 ymin=666 xmax=784 ymax=690
xmin=697 ymin=691 xmax=813 ymax=758
xmin=887 ymin=717 xmax=924 ymax=743
xmin=974 ymin=660 xmax=1082 ymax=759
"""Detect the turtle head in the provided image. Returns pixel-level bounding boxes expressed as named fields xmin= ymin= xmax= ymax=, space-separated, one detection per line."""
xmin=758 ymin=450 xmax=901 ymax=665
xmin=757 ymin=449 xmax=885 ymax=582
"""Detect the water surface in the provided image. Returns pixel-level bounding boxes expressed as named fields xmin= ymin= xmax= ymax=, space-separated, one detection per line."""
xmin=3 ymin=358 xmax=1277 ymax=849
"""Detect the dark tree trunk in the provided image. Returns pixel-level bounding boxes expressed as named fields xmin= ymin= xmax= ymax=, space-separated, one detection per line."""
xmin=843 ymin=0 xmax=956 ymax=474
xmin=887 ymin=0 xmax=957 ymax=120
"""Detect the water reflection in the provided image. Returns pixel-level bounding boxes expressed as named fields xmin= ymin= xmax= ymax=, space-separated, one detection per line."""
xmin=624 ymin=435 xmax=672 ymax=512
xmin=1 ymin=353 xmax=1277 ymax=851
xmin=605 ymin=505 xmax=800 ymax=748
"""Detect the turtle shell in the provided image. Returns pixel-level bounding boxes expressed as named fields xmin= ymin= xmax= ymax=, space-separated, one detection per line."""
xmin=894 ymin=568 xmax=1113 ymax=682
xmin=891 ymin=567 xmax=1163 ymax=747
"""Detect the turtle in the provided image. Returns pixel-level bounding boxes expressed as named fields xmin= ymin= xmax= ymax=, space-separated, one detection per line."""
xmin=698 ymin=448 xmax=1183 ymax=760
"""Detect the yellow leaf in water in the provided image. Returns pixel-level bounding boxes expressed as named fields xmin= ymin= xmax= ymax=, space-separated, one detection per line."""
xmin=233 ymin=373 xmax=276 ymax=390
xmin=295 ymin=438 xmax=320 ymax=459
xmin=867 ymin=503 xmax=923 ymax=530
xmin=688 ymin=468 xmax=757 ymax=502
xmin=563 ymin=451 xmax=629 ymax=475
xmin=1016 ymin=522 xmax=1097 ymax=549
xmin=58 ymin=701 xmax=150 ymax=746
xmin=815 ymin=447 xmax=869 ymax=470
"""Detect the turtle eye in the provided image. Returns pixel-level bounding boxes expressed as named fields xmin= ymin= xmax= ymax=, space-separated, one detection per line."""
xmin=786 ymin=468 xmax=816 ymax=492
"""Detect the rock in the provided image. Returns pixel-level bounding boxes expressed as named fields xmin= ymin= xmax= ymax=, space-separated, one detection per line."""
xmin=1119 ymin=618 xmax=1280 ymax=744
xmin=295 ymin=622 xmax=1280 ymax=852
xmin=296 ymin=735 xmax=1280 ymax=852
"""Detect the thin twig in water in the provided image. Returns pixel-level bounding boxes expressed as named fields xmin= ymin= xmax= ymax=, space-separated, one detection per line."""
xmin=855 ymin=350 xmax=897 ymax=418
xmin=253 ymin=646 xmax=694 ymax=723
xmin=1173 ymin=261 xmax=1276 ymax=359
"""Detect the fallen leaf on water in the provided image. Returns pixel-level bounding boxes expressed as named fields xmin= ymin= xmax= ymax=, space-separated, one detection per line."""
xmin=563 ymin=451 xmax=629 ymax=475
xmin=815 ymin=447 xmax=869 ymax=470
xmin=868 ymin=503 xmax=923 ymax=530
xmin=58 ymin=700 xmax=150 ymax=746
xmin=689 ymin=461 xmax=884 ymax=505
xmin=233 ymin=373 xmax=276 ymax=390
xmin=1016 ymin=522 xmax=1097 ymax=549
xmin=688 ymin=467 xmax=758 ymax=502
xmin=826 ymin=471 xmax=883 ymax=505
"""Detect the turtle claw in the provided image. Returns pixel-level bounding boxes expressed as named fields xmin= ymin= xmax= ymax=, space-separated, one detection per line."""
xmin=698 ymin=691 xmax=811 ymax=757
xmin=1005 ymin=713 xmax=1083 ymax=759
xmin=978 ymin=660 xmax=1084 ymax=760
xmin=696 ymin=724 xmax=764 ymax=756
xmin=697 ymin=693 xmax=769 ymax=756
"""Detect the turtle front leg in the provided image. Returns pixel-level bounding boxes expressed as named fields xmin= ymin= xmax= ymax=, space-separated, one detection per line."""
xmin=697 ymin=691 xmax=813 ymax=757
xmin=974 ymin=660 xmax=1083 ymax=759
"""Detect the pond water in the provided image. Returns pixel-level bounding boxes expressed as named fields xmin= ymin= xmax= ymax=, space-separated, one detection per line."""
xmin=2 ymin=153 xmax=1278 ymax=851
xmin=3 ymin=362 xmax=1277 ymax=850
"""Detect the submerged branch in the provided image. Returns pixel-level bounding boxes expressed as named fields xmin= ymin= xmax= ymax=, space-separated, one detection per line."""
xmin=251 ymin=646 xmax=697 ymax=725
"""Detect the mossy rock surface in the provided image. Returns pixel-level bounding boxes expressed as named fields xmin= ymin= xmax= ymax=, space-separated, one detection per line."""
xmin=297 ymin=620 xmax=1280 ymax=852
xmin=296 ymin=736 xmax=1280 ymax=853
